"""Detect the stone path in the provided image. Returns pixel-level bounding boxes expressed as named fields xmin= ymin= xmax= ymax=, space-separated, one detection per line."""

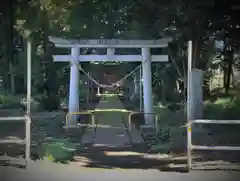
xmin=81 ymin=95 xmax=143 ymax=146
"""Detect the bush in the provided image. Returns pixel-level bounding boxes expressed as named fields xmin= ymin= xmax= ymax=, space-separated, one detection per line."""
xmin=0 ymin=94 xmax=13 ymax=104
xmin=40 ymin=95 xmax=60 ymax=111
xmin=0 ymin=94 xmax=27 ymax=109
xmin=203 ymin=97 xmax=240 ymax=120
xmin=38 ymin=138 xmax=77 ymax=163
xmin=146 ymin=128 xmax=172 ymax=153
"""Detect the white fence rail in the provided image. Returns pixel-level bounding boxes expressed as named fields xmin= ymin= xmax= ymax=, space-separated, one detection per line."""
xmin=0 ymin=116 xmax=31 ymax=167
xmin=187 ymin=119 xmax=240 ymax=171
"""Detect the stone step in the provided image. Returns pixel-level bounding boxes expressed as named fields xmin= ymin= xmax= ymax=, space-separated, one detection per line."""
xmin=128 ymin=126 xmax=144 ymax=144
xmin=81 ymin=128 xmax=96 ymax=144
xmin=140 ymin=125 xmax=157 ymax=133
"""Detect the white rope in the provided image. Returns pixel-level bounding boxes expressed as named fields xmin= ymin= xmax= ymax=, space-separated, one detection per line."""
xmin=71 ymin=59 xmax=141 ymax=88
xmin=81 ymin=65 xmax=141 ymax=88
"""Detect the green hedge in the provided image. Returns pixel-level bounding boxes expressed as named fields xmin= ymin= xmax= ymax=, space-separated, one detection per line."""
xmin=38 ymin=138 xmax=77 ymax=163
xmin=150 ymin=97 xmax=240 ymax=153
xmin=204 ymin=97 xmax=240 ymax=120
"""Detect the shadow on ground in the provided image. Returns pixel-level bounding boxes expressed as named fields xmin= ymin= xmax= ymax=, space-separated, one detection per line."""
xmin=70 ymin=143 xmax=189 ymax=173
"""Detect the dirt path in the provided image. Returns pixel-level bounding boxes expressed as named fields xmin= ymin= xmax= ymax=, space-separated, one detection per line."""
xmin=1 ymin=159 xmax=239 ymax=181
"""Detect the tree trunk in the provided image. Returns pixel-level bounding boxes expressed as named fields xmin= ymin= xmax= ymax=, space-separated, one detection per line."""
xmin=225 ymin=64 xmax=232 ymax=95
xmin=9 ymin=61 xmax=15 ymax=95
xmin=8 ymin=0 xmax=16 ymax=95
xmin=224 ymin=50 xmax=233 ymax=95
xmin=193 ymin=37 xmax=200 ymax=69
xmin=23 ymin=39 xmax=27 ymax=91
xmin=40 ymin=9 xmax=59 ymax=110
xmin=192 ymin=13 xmax=203 ymax=69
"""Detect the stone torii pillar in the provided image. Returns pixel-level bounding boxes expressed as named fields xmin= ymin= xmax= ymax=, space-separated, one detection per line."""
xmin=142 ymin=48 xmax=154 ymax=124
xmin=69 ymin=47 xmax=80 ymax=125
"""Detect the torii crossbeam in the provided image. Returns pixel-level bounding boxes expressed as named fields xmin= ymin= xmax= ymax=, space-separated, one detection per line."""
xmin=49 ymin=36 xmax=173 ymax=126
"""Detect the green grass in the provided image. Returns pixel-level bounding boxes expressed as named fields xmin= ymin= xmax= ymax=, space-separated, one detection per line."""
xmin=148 ymin=106 xmax=186 ymax=153
xmin=151 ymin=97 xmax=240 ymax=153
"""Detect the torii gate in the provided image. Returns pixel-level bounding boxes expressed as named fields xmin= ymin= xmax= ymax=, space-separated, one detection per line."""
xmin=49 ymin=37 xmax=173 ymax=126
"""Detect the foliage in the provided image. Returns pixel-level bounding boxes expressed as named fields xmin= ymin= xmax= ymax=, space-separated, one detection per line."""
xmin=0 ymin=93 xmax=27 ymax=110
xmin=147 ymin=128 xmax=172 ymax=154
xmin=151 ymin=96 xmax=240 ymax=153
xmin=204 ymin=97 xmax=240 ymax=120
xmin=0 ymin=94 xmax=13 ymax=104
xmin=38 ymin=137 xmax=77 ymax=163
xmin=1 ymin=0 xmax=240 ymax=168
xmin=0 ymin=0 xmax=239 ymax=104
xmin=39 ymin=94 xmax=60 ymax=111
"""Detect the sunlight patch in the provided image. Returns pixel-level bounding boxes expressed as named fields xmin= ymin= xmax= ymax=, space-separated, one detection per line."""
xmin=104 ymin=151 xmax=143 ymax=156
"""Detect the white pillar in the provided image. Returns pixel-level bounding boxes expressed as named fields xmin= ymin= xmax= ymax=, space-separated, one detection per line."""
xmin=141 ymin=48 xmax=154 ymax=124
xmin=190 ymin=69 xmax=203 ymax=120
xmin=133 ymin=72 xmax=139 ymax=94
xmin=26 ymin=41 xmax=32 ymax=116
xmin=86 ymin=72 xmax=90 ymax=104
xmin=130 ymin=72 xmax=139 ymax=101
xmin=97 ymin=87 xmax=100 ymax=95
xmin=68 ymin=47 xmax=80 ymax=125
xmin=187 ymin=41 xmax=192 ymax=122
xmin=107 ymin=47 xmax=115 ymax=55
xmin=139 ymin=66 xmax=142 ymax=110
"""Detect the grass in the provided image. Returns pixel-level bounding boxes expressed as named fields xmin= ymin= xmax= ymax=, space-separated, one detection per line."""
xmin=152 ymin=106 xmax=186 ymax=153
xmin=151 ymin=97 xmax=240 ymax=154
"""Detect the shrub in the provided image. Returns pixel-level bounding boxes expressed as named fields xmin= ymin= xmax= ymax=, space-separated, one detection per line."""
xmin=38 ymin=138 xmax=77 ymax=163
xmin=0 ymin=94 xmax=12 ymax=104
xmin=203 ymin=97 xmax=240 ymax=120
xmin=40 ymin=95 xmax=60 ymax=111
xmin=146 ymin=127 xmax=172 ymax=153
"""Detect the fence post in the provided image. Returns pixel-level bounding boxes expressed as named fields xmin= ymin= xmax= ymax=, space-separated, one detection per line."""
xmin=25 ymin=116 xmax=31 ymax=167
xmin=187 ymin=121 xmax=192 ymax=171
